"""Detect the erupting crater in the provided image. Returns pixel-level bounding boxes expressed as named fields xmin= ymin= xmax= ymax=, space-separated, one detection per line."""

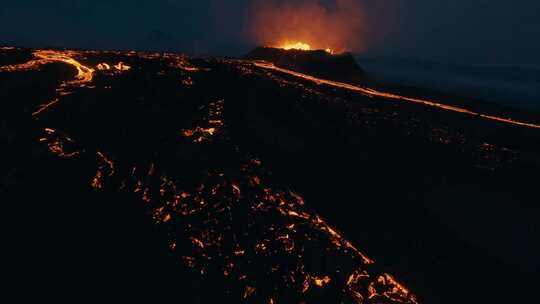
xmin=279 ymin=41 xmax=312 ymax=51
xmin=244 ymin=46 xmax=365 ymax=84
xmin=278 ymin=41 xmax=334 ymax=54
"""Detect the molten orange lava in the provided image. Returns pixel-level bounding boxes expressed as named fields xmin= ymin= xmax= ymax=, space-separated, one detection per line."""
xmin=252 ymin=61 xmax=540 ymax=129
xmin=280 ymin=41 xmax=311 ymax=51
xmin=278 ymin=41 xmax=335 ymax=54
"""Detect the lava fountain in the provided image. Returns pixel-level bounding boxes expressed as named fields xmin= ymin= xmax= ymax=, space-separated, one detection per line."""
xmin=249 ymin=0 xmax=366 ymax=54
xmin=280 ymin=41 xmax=312 ymax=51
xmin=278 ymin=41 xmax=335 ymax=54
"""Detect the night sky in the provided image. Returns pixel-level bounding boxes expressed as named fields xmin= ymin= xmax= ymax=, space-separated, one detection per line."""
xmin=1 ymin=0 xmax=539 ymax=67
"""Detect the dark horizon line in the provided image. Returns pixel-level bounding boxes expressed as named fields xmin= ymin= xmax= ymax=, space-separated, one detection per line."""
xmin=3 ymin=40 xmax=540 ymax=72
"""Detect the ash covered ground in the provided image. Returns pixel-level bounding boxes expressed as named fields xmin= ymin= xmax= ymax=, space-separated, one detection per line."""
xmin=1 ymin=47 xmax=539 ymax=303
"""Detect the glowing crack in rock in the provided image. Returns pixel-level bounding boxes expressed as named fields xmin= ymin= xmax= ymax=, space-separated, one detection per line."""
xmin=28 ymin=94 xmax=419 ymax=304
xmin=38 ymin=130 xmax=419 ymax=303
xmin=251 ymin=61 xmax=540 ymax=129
xmin=5 ymin=47 xmax=538 ymax=303
xmin=16 ymin=50 xmax=420 ymax=301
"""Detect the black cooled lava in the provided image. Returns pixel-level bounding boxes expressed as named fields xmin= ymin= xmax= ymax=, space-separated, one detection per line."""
xmin=2 ymin=46 xmax=539 ymax=303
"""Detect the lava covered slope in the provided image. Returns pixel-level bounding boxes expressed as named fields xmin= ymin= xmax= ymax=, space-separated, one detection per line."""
xmin=245 ymin=47 xmax=365 ymax=84
xmin=2 ymin=47 xmax=539 ymax=303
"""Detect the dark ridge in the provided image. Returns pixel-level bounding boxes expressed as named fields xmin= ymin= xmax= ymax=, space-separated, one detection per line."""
xmin=244 ymin=46 xmax=365 ymax=84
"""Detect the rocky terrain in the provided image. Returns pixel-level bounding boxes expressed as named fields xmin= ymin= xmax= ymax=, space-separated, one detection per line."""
xmin=2 ymin=46 xmax=539 ymax=303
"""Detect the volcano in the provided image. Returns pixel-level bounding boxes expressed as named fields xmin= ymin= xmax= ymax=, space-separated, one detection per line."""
xmin=2 ymin=46 xmax=540 ymax=304
xmin=244 ymin=46 xmax=365 ymax=84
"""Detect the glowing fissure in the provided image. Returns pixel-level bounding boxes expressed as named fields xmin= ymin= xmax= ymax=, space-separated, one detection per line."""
xmin=0 ymin=50 xmax=133 ymax=117
xmin=252 ymin=61 xmax=540 ymax=130
xmin=7 ymin=47 xmax=535 ymax=303
xmin=38 ymin=125 xmax=418 ymax=303
xmin=33 ymin=50 xmax=95 ymax=84
xmin=27 ymin=57 xmax=419 ymax=302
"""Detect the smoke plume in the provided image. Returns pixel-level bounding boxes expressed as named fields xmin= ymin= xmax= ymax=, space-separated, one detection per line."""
xmin=249 ymin=0 xmax=368 ymax=52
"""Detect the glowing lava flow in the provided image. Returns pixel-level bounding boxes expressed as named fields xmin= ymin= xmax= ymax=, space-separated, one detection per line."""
xmin=34 ymin=97 xmax=419 ymax=303
xmin=0 ymin=50 xmax=95 ymax=85
xmin=1 ymin=50 xmax=136 ymax=117
xmin=33 ymin=50 xmax=95 ymax=84
xmin=0 ymin=50 xmax=98 ymax=117
xmin=32 ymin=51 xmax=95 ymax=117
xmin=252 ymin=61 xmax=540 ymax=130
xmin=0 ymin=47 xmax=422 ymax=303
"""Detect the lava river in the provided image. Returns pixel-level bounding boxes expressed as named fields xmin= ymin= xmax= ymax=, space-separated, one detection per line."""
xmin=2 ymin=47 xmax=540 ymax=303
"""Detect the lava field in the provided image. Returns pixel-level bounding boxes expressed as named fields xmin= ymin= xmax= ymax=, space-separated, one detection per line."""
xmin=2 ymin=47 xmax=539 ymax=303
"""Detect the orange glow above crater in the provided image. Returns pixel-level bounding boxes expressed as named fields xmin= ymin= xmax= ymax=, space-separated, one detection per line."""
xmin=250 ymin=0 xmax=366 ymax=55
xmin=280 ymin=41 xmax=311 ymax=51
xmin=277 ymin=41 xmax=334 ymax=54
